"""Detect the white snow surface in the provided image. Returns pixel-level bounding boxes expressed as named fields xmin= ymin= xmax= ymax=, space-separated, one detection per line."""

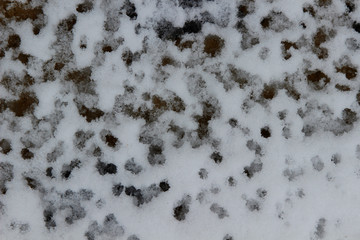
xmin=1 ymin=0 xmax=360 ymax=239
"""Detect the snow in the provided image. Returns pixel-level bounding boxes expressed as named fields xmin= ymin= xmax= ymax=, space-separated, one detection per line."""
xmin=1 ymin=0 xmax=360 ymax=239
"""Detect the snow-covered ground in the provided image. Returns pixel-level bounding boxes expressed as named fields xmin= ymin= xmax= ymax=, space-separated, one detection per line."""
xmin=1 ymin=0 xmax=360 ymax=239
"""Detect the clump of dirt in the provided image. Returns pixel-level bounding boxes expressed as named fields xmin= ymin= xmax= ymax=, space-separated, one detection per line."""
xmin=161 ymin=56 xmax=175 ymax=66
xmin=281 ymin=40 xmax=298 ymax=60
xmin=261 ymin=83 xmax=278 ymax=100
xmin=260 ymin=11 xmax=292 ymax=32
xmin=336 ymin=65 xmax=357 ymax=80
xmin=306 ymin=70 xmax=330 ymax=90
xmin=303 ymin=4 xmax=316 ymax=17
xmin=312 ymin=27 xmax=336 ymax=59
xmin=335 ymin=84 xmax=350 ymax=91
xmin=76 ymin=0 xmax=94 ymax=13
xmin=175 ymin=40 xmax=195 ymax=50
xmin=77 ymin=104 xmax=104 ymax=122
xmin=3 ymin=3 xmax=44 ymax=22
xmin=7 ymin=34 xmax=21 ymax=49
xmin=8 ymin=92 xmax=39 ymax=117
xmin=203 ymin=35 xmax=224 ymax=57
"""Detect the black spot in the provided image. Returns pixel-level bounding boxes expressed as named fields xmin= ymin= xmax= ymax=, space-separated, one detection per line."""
xmin=8 ymin=92 xmax=39 ymax=117
xmin=112 ymin=183 xmax=124 ymax=196
xmin=7 ymin=34 xmax=21 ymax=49
xmin=228 ymin=118 xmax=238 ymax=128
xmin=76 ymin=0 xmax=94 ymax=13
xmin=173 ymin=203 xmax=189 ymax=221
xmin=260 ymin=126 xmax=271 ymax=138
xmin=102 ymin=45 xmax=113 ymax=53
xmin=223 ymin=234 xmax=233 ymax=240
xmin=124 ymin=0 xmax=137 ymax=20
xmin=0 ymin=139 xmax=12 ymax=155
xmin=43 ymin=208 xmax=56 ymax=229
xmin=345 ymin=1 xmax=355 ymax=12
xmin=210 ymin=151 xmax=223 ymax=164
xmin=24 ymin=177 xmax=40 ymax=190
xmin=105 ymin=134 xmax=119 ymax=148
xmin=238 ymin=4 xmax=249 ymax=18
xmin=21 ymin=148 xmax=34 ymax=160
xmin=46 ymin=167 xmax=54 ymax=178
xmin=58 ymin=14 xmax=77 ymax=32
xmin=156 ymin=21 xmax=184 ymax=41
xmin=183 ymin=20 xmax=202 ymax=34
xmin=78 ymin=105 xmax=104 ymax=122
xmin=96 ymin=161 xmax=117 ymax=175
xmin=125 ymin=186 xmax=144 ymax=206
xmin=159 ymin=181 xmax=170 ymax=192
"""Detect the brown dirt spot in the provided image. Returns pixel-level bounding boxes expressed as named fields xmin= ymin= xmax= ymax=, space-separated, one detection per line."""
xmin=4 ymin=4 xmax=43 ymax=21
xmin=261 ymin=83 xmax=278 ymax=100
xmin=104 ymin=134 xmax=119 ymax=148
xmin=16 ymin=53 xmax=31 ymax=65
xmin=152 ymin=95 xmax=168 ymax=110
xmin=54 ymin=62 xmax=65 ymax=71
xmin=281 ymin=40 xmax=298 ymax=60
xmin=102 ymin=45 xmax=113 ymax=53
xmin=316 ymin=0 xmax=332 ymax=7
xmin=169 ymin=96 xmax=186 ymax=112
xmin=335 ymin=84 xmax=351 ymax=91
xmin=76 ymin=1 xmax=94 ymax=13
xmin=8 ymin=92 xmax=39 ymax=117
xmin=0 ymin=139 xmax=12 ymax=155
xmin=77 ymin=104 xmax=104 ymax=122
xmin=306 ymin=70 xmax=330 ymax=90
xmin=122 ymin=50 xmax=133 ymax=66
xmin=21 ymin=148 xmax=34 ymax=160
xmin=204 ymin=35 xmax=224 ymax=57
xmin=161 ymin=56 xmax=175 ymax=66
xmin=7 ymin=34 xmax=21 ymax=49
xmin=175 ymin=40 xmax=194 ymax=50
xmin=260 ymin=17 xmax=271 ymax=29
xmin=336 ymin=65 xmax=357 ymax=80
xmin=303 ymin=4 xmax=316 ymax=17
xmin=313 ymin=28 xmax=327 ymax=47
xmin=57 ymin=14 xmax=77 ymax=32
xmin=238 ymin=5 xmax=249 ymax=18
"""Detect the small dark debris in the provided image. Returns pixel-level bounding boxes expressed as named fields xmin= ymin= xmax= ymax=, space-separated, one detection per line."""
xmin=331 ymin=153 xmax=341 ymax=165
xmin=21 ymin=148 xmax=34 ymax=160
xmin=96 ymin=161 xmax=117 ymax=175
xmin=78 ymin=105 xmax=104 ymax=122
xmin=46 ymin=167 xmax=54 ymax=178
xmin=112 ymin=183 xmax=124 ymax=196
xmin=24 ymin=177 xmax=40 ymax=190
xmin=336 ymin=65 xmax=357 ymax=80
xmin=244 ymin=160 xmax=263 ymax=178
xmin=335 ymin=84 xmax=351 ymax=91
xmin=203 ymin=35 xmax=224 ymax=57
xmin=183 ymin=20 xmax=202 ymax=34
xmin=228 ymin=118 xmax=238 ymax=128
xmin=260 ymin=126 xmax=271 ymax=138
xmin=306 ymin=70 xmax=330 ymax=90
xmin=102 ymin=45 xmax=113 ymax=53
xmin=173 ymin=196 xmax=191 ymax=221
xmin=0 ymin=139 xmax=12 ymax=155
xmin=124 ymin=0 xmax=137 ymax=20
xmin=7 ymin=34 xmax=21 ymax=49
xmin=76 ymin=1 xmax=94 ymax=13
xmin=210 ymin=151 xmax=223 ymax=164
xmin=199 ymin=168 xmax=208 ymax=179
xmin=159 ymin=181 xmax=170 ymax=192
xmin=43 ymin=208 xmax=56 ymax=229
xmin=342 ymin=108 xmax=357 ymax=125
xmin=8 ymin=92 xmax=39 ymax=117
xmin=178 ymin=0 xmax=202 ymax=8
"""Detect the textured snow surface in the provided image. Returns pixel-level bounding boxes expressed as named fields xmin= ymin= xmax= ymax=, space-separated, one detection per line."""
xmin=1 ymin=0 xmax=360 ymax=239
